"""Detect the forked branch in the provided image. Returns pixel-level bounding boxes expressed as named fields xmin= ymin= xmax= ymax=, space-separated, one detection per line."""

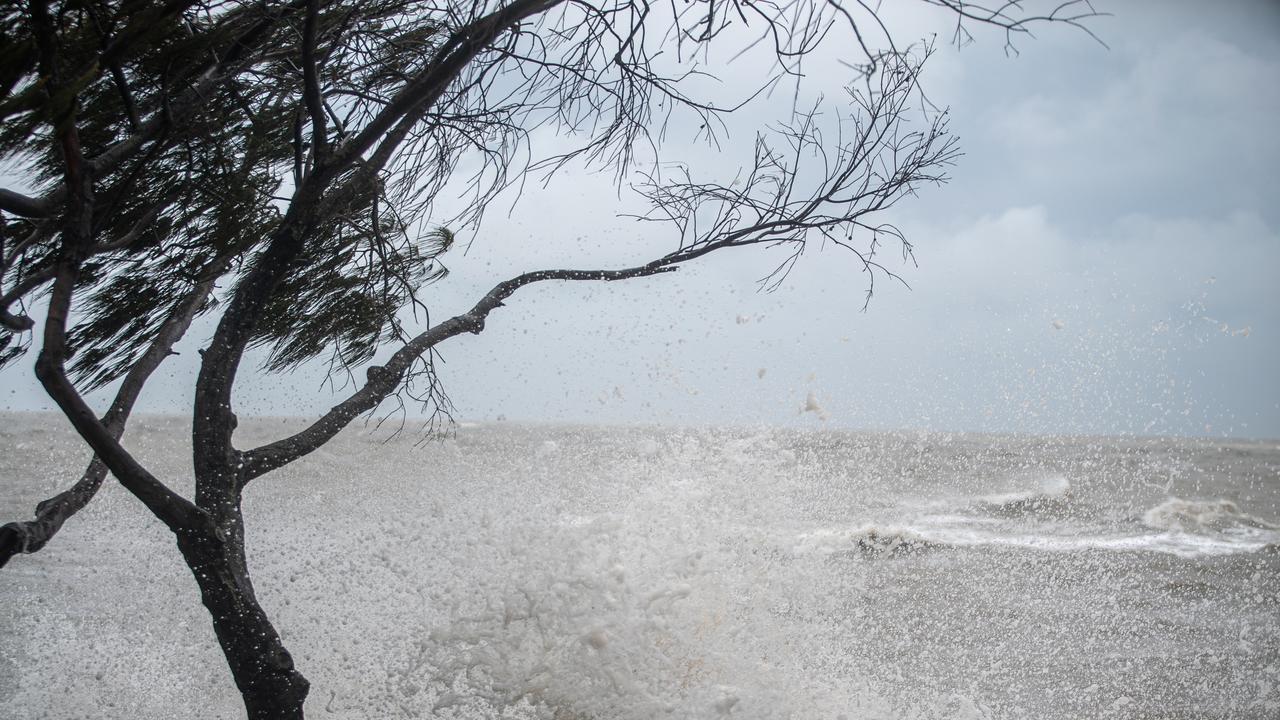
xmin=0 ymin=256 xmax=221 ymax=566
xmin=239 ymin=47 xmax=957 ymax=481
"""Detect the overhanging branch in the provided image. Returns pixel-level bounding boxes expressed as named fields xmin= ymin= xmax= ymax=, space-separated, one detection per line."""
xmin=1 ymin=257 xmax=226 ymax=567
xmin=0 ymin=188 xmax=53 ymax=218
xmin=240 ymin=261 xmax=677 ymax=480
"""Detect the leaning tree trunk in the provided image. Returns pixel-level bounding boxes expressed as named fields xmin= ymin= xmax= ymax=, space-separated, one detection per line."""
xmin=175 ymin=508 xmax=309 ymax=719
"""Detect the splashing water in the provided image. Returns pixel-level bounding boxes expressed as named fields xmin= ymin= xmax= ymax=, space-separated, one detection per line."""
xmin=1 ymin=415 xmax=1277 ymax=718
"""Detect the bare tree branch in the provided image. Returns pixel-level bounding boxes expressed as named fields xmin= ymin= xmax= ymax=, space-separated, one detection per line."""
xmin=237 ymin=45 xmax=959 ymax=481
xmin=301 ymin=0 xmax=330 ymax=161
xmin=0 ymin=254 xmax=227 ymax=566
xmin=0 ymin=188 xmax=53 ymax=218
xmin=330 ymin=0 xmax=566 ymax=170
xmin=35 ymin=255 xmax=205 ymax=532
xmin=0 ymin=266 xmax=54 ymax=330
xmin=241 ymin=261 xmax=678 ymax=479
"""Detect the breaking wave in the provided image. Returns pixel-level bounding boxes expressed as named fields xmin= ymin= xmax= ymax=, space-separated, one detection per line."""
xmin=794 ymin=525 xmax=946 ymax=557
xmin=972 ymin=475 xmax=1073 ymax=517
xmin=1142 ymin=497 xmax=1279 ymax=534
xmin=800 ymin=491 xmax=1280 ymax=560
xmin=800 ymin=522 xmax=1278 ymax=559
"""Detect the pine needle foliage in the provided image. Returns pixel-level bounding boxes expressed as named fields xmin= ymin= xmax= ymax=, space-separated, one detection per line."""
xmin=0 ymin=0 xmax=460 ymax=389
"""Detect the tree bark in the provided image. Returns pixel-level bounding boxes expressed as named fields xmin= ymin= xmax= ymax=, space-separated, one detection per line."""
xmin=0 ymin=460 xmax=107 ymax=567
xmin=1 ymin=258 xmax=229 ymax=569
xmin=176 ymin=514 xmax=309 ymax=720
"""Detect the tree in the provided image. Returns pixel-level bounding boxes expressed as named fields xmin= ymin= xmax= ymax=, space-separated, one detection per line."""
xmin=0 ymin=0 xmax=1100 ymax=716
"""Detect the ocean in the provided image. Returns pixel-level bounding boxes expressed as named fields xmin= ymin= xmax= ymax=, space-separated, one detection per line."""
xmin=2 ymin=413 xmax=1277 ymax=718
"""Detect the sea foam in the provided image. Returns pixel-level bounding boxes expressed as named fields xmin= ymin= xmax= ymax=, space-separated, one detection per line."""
xmin=1142 ymin=497 xmax=1279 ymax=534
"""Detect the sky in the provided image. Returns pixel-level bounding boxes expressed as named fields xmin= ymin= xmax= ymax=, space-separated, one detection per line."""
xmin=3 ymin=0 xmax=1279 ymax=438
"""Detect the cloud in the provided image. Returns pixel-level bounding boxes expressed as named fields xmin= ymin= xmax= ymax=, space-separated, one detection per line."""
xmin=5 ymin=1 xmax=1277 ymax=440
xmin=962 ymin=24 xmax=1280 ymax=226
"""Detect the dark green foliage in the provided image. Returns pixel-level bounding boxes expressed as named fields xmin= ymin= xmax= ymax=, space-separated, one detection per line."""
xmin=1 ymin=0 xmax=456 ymax=389
xmin=251 ymin=220 xmax=452 ymax=373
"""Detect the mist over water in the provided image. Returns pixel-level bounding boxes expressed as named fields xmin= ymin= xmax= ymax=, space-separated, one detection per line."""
xmin=2 ymin=414 xmax=1276 ymax=718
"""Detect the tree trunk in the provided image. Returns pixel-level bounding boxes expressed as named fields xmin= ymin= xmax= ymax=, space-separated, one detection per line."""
xmin=176 ymin=519 xmax=309 ymax=719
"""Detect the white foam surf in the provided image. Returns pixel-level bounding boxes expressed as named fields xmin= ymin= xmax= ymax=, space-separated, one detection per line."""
xmin=794 ymin=525 xmax=945 ymax=557
xmin=1142 ymin=497 xmax=1279 ymax=534
xmin=797 ymin=521 xmax=1275 ymax=559
xmin=972 ymin=475 xmax=1073 ymax=516
xmin=4 ymin=416 xmax=1278 ymax=719
xmin=800 ymin=491 xmax=1280 ymax=559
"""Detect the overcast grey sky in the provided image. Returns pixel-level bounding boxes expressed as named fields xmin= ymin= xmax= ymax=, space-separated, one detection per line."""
xmin=3 ymin=0 xmax=1278 ymax=438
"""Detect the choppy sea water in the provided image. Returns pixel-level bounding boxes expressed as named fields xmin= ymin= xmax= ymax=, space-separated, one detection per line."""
xmin=1 ymin=413 xmax=1277 ymax=719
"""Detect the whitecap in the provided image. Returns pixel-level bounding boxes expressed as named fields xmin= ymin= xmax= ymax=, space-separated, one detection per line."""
xmin=974 ymin=475 xmax=1073 ymax=516
xmin=1142 ymin=497 xmax=1278 ymax=534
xmin=794 ymin=525 xmax=946 ymax=557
